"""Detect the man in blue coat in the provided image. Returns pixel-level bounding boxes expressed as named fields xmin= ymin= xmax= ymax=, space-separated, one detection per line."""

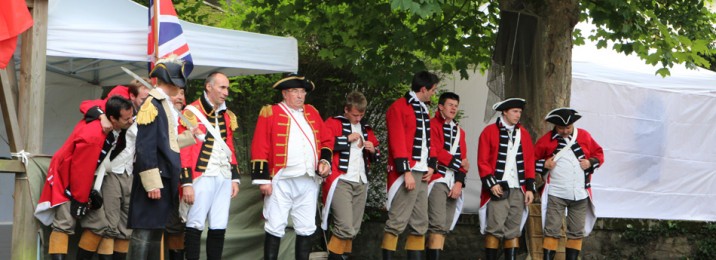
xmin=127 ymin=56 xmax=197 ymax=259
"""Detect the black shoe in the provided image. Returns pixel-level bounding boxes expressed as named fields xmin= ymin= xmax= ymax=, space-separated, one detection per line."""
xmin=504 ymin=247 xmax=517 ymax=260
xmin=185 ymin=228 xmax=202 ymax=260
xmin=129 ymin=229 xmax=163 ymax=260
xmin=381 ymin=249 xmax=394 ymax=260
xmin=406 ymin=250 xmax=423 ymax=260
xmin=484 ymin=248 xmax=498 ymax=260
xmin=566 ymin=248 xmax=580 ymax=260
xmin=328 ymin=252 xmax=344 ymax=260
xmin=264 ymin=233 xmax=281 ymax=260
xmin=295 ymin=234 xmax=313 ymax=260
xmin=543 ymin=249 xmax=557 ymax=260
xmin=426 ymin=249 xmax=440 ymax=260
xmin=76 ymin=248 xmax=96 ymax=260
xmin=168 ymin=249 xmax=185 ymax=260
xmin=206 ymin=229 xmax=226 ymax=260
xmin=50 ymin=254 xmax=66 ymax=260
xmin=112 ymin=252 xmax=127 ymax=260
xmin=97 ymin=254 xmax=113 ymax=260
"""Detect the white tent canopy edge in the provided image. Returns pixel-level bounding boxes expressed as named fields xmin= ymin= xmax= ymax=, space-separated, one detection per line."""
xmin=44 ymin=0 xmax=298 ymax=86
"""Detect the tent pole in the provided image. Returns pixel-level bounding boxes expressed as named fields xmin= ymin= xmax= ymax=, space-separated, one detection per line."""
xmin=13 ymin=0 xmax=48 ymax=260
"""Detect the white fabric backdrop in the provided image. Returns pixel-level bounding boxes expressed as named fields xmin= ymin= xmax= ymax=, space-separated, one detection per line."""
xmin=457 ymin=26 xmax=716 ymax=222
xmin=571 ymin=40 xmax=716 ymax=221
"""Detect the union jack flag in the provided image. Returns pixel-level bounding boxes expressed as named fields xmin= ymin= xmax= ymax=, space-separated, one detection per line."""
xmin=148 ymin=0 xmax=193 ymax=75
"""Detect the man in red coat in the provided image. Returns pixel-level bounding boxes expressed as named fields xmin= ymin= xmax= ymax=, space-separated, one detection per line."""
xmin=250 ymin=74 xmax=332 ymax=260
xmin=535 ymin=108 xmax=604 ymax=260
xmin=178 ymin=72 xmax=240 ymax=260
xmin=426 ymin=92 xmax=468 ymax=260
xmin=477 ymin=98 xmax=535 ymax=260
xmin=73 ymin=85 xmax=138 ymax=260
xmin=382 ymin=71 xmax=439 ymax=260
xmin=320 ymin=91 xmax=380 ymax=259
xmin=34 ymin=96 xmax=134 ymax=260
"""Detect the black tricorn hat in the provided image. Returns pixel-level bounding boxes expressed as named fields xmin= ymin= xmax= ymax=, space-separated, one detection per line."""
xmin=492 ymin=98 xmax=526 ymax=111
xmin=272 ymin=74 xmax=315 ymax=91
xmin=149 ymin=61 xmax=188 ymax=88
xmin=545 ymin=107 xmax=581 ymax=126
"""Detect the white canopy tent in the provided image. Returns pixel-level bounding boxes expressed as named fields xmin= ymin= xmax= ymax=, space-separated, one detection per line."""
xmin=2 ymin=0 xmax=298 ymax=154
xmin=452 ymin=28 xmax=716 ymax=222
xmin=45 ymin=0 xmax=298 ymax=86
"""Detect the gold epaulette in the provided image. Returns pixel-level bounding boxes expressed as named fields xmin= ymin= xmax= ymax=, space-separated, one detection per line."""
xmin=226 ymin=110 xmax=238 ymax=131
xmin=136 ymin=97 xmax=158 ymax=125
xmin=181 ymin=109 xmax=198 ymax=128
xmin=259 ymin=105 xmax=273 ymax=118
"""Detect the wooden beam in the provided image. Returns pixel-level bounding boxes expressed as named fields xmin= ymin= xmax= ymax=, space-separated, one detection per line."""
xmin=18 ymin=0 xmax=47 ymax=154
xmin=0 ymin=159 xmax=25 ymax=173
xmin=0 ymin=69 xmax=24 ymax=152
xmin=13 ymin=1 xmax=48 ymax=260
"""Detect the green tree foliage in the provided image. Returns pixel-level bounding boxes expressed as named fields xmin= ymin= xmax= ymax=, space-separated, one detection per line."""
xmin=582 ymin=0 xmax=716 ymax=77
xmin=142 ymin=0 xmax=716 ymax=207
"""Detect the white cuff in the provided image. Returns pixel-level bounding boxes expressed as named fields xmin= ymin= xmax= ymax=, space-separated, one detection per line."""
xmin=252 ymin=179 xmax=271 ymax=185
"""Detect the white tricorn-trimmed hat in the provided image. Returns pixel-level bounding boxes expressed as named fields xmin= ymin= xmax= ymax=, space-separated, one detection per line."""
xmin=545 ymin=107 xmax=581 ymax=126
xmin=492 ymin=98 xmax=526 ymax=111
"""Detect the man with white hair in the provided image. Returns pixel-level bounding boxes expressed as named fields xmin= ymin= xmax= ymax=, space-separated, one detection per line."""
xmin=250 ymin=74 xmax=332 ymax=260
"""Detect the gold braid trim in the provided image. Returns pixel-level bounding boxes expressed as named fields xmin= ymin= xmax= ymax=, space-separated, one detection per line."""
xmin=227 ymin=110 xmax=238 ymax=131
xmin=259 ymin=105 xmax=273 ymax=118
xmin=181 ymin=109 xmax=198 ymax=128
xmin=136 ymin=96 xmax=157 ymax=125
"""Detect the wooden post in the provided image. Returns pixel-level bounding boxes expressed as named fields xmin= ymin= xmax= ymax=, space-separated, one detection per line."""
xmin=0 ymin=68 xmax=24 ymax=152
xmin=12 ymin=0 xmax=48 ymax=259
xmin=18 ymin=0 xmax=47 ymax=154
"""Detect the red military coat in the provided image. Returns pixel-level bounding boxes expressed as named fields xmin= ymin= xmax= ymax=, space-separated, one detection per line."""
xmin=385 ymin=93 xmax=437 ymax=210
xmin=178 ymin=96 xmax=240 ymax=183
xmin=534 ymin=128 xmax=604 ymax=236
xmin=319 ymin=115 xmax=380 ymax=230
xmin=428 ymin=112 xmax=468 ymax=185
xmin=385 ymin=95 xmax=436 ymax=194
xmin=477 ymin=121 xmax=536 ymax=207
xmin=250 ymin=103 xmax=332 ymax=181
xmin=321 ymin=116 xmax=380 ymax=203
xmin=35 ymin=120 xmax=108 ymax=225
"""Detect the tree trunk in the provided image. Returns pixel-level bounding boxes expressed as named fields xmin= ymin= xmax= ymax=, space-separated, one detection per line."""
xmin=498 ymin=0 xmax=579 ymax=138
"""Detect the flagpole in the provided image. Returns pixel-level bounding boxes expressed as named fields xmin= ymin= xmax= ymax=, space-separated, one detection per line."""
xmin=153 ymin=0 xmax=159 ymax=63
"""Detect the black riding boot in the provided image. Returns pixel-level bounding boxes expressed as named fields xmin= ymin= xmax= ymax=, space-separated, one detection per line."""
xmin=566 ymin=248 xmax=580 ymax=260
xmin=206 ymin=229 xmax=226 ymax=260
xmin=184 ymin=228 xmax=202 ymax=260
xmin=264 ymin=233 xmax=281 ymax=260
xmin=484 ymin=248 xmax=498 ymax=260
xmin=381 ymin=249 xmax=394 ymax=260
xmin=295 ymin=234 xmax=313 ymax=260
xmin=76 ymin=248 xmax=96 ymax=260
xmin=112 ymin=252 xmax=127 ymax=260
xmin=426 ymin=249 xmax=440 ymax=260
xmin=50 ymin=254 xmax=66 ymax=260
xmin=543 ymin=249 xmax=557 ymax=260
xmin=168 ymin=250 xmax=184 ymax=260
xmin=406 ymin=250 xmax=423 ymax=260
xmin=504 ymin=247 xmax=517 ymax=260
xmin=129 ymin=229 xmax=163 ymax=260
